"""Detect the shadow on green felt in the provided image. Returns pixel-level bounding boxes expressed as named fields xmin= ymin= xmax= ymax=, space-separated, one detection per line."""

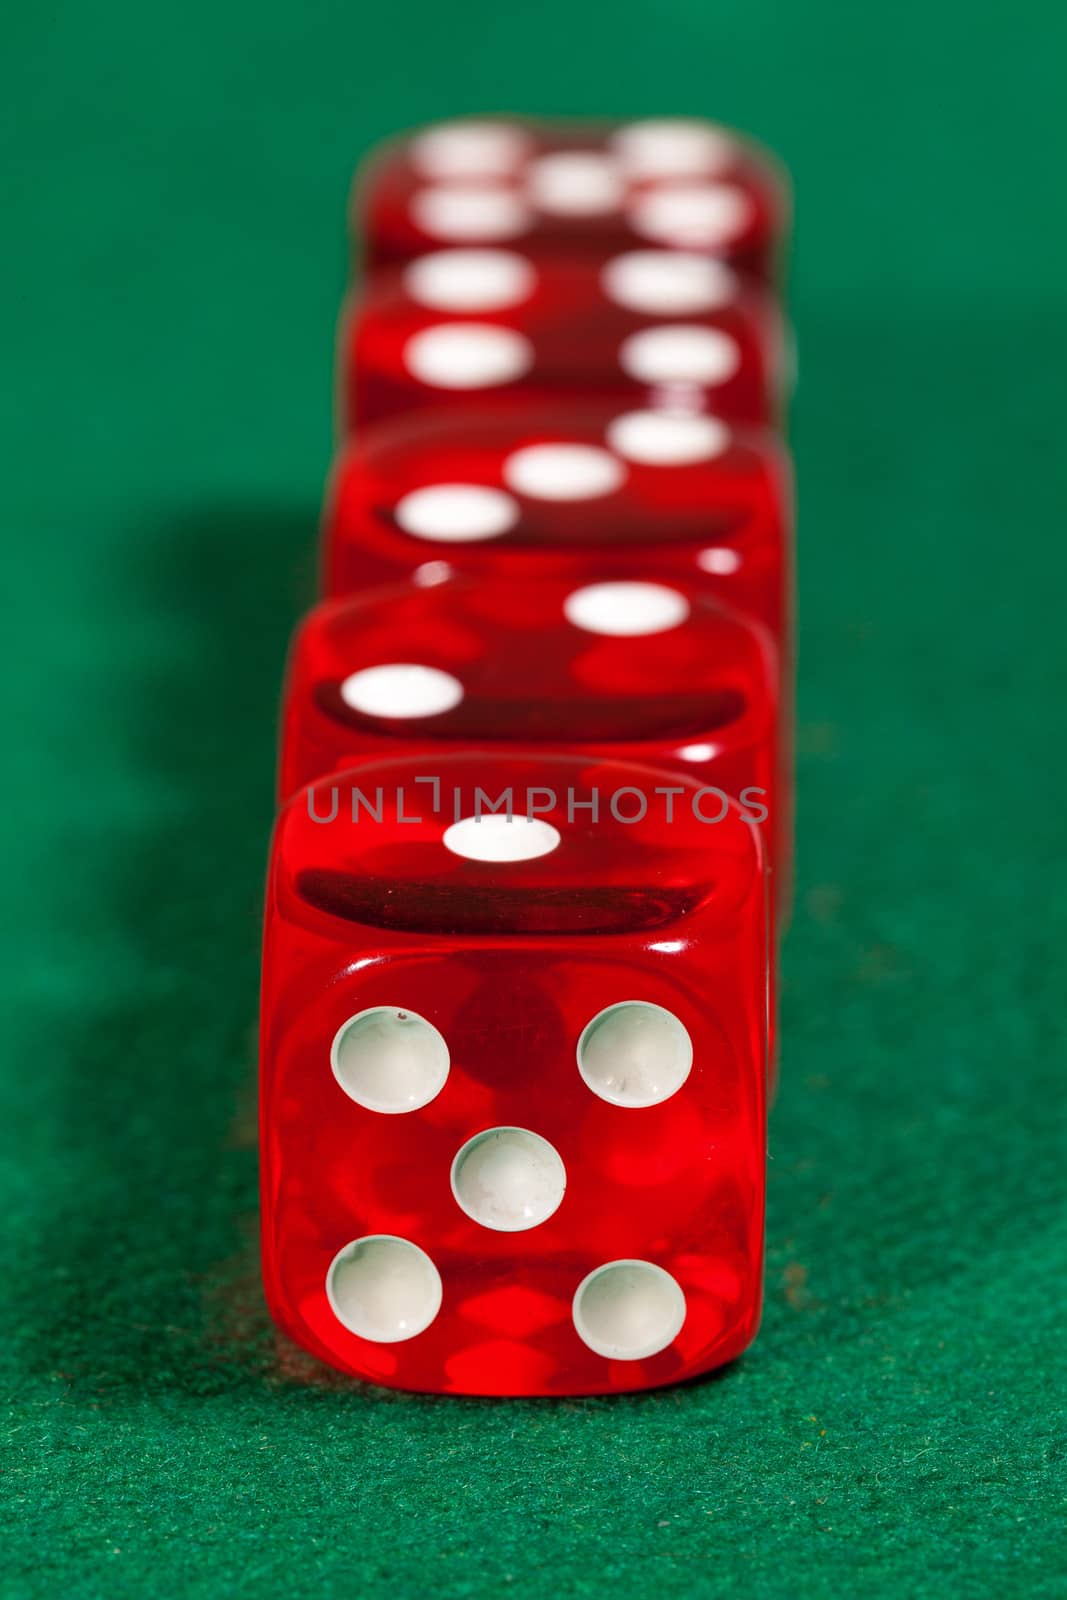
xmin=12 ymin=502 xmax=319 ymax=1397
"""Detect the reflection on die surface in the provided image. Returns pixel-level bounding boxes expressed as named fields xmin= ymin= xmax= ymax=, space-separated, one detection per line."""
xmin=341 ymin=250 xmax=785 ymax=430
xmin=355 ymin=116 xmax=790 ymax=281
xmin=260 ymin=751 xmax=768 ymax=1396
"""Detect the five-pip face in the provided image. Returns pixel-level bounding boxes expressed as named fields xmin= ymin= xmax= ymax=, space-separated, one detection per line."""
xmin=260 ymin=750 xmax=768 ymax=1396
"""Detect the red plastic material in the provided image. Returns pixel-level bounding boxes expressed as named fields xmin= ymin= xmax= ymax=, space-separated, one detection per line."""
xmin=340 ymin=254 xmax=784 ymax=431
xmin=322 ymin=404 xmax=793 ymax=650
xmin=355 ymin=117 xmax=789 ymax=281
xmin=277 ymin=575 xmax=786 ymax=904
xmin=260 ymin=751 xmax=768 ymax=1396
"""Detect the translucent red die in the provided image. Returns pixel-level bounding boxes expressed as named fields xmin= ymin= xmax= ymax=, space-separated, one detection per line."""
xmin=321 ymin=405 xmax=796 ymax=919
xmin=354 ymin=117 xmax=789 ymax=282
xmin=339 ymin=251 xmax=784 ymax=431
xmin=260 ymin=751 xmax=768 ymax=1396
xmin=321 ymin=403 xmax=793 ymax=648
xmin=276 ymin=574 xmax=785 ymax=902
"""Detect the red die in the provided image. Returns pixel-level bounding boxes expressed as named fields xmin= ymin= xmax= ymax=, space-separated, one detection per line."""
xmin=320 ymin=406 xmax=794 ymax=916
xmin=260 ymin=751 xmax=768 ymax=1396
xmin=322 ymin=403 xmax=793 ymax=650
xmin=354 ymin=117 xmax=789 ymax=282
xmin=339 ymin=251 xmax=784 ymax=431
xmin=276 ymin=574 xmax=784 ymax=899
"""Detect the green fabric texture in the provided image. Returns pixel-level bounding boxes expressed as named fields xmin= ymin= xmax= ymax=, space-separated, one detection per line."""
xmin=3 ymin=0 xmax=1066 ymax=1593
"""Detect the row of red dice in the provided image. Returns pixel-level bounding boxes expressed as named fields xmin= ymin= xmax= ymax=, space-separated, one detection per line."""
xmin=259 ymin=118 xmax=794 ymax=1397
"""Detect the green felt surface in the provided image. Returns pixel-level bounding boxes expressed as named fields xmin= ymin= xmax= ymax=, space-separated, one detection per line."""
xmin=3 ymin=1 xmax=1067 ymax=1593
